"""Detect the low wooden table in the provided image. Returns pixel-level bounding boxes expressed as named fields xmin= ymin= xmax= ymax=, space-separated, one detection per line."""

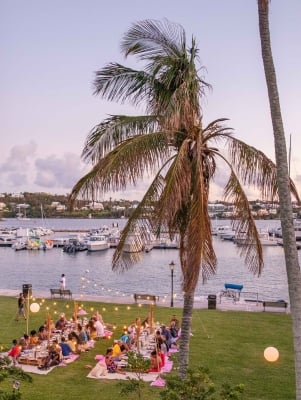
xmin=18 ymin=356 xmax=46 ymax=366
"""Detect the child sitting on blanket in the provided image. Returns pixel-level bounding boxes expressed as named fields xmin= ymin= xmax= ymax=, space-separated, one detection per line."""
xmin=105 ymin=348 xmax=126 ymax=374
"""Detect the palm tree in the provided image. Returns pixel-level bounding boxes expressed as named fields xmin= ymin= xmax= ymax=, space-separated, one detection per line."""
xmin=257 ymin=2 xmax=301 ymax=398
xmin=69 ymin=19 xmax=300 ymax=377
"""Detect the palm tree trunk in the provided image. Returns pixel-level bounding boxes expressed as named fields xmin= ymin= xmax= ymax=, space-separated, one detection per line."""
xmin=179 ymin=290 xmax=195 ymax=377
xmin=258 ymin=2 xmax=301 ymax=398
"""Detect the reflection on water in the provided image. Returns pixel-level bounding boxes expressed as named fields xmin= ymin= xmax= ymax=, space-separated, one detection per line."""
xmin=0 ymin=218 xmax=295 ymax=302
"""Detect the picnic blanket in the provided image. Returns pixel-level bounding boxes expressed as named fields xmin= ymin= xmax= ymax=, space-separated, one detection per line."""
xmin=59 ymin=354 xmax=79 ymax=366
xmin=87 ymin=354 xmax=173 ymax=383
xmin=19 ymin=354 xmax=79 ymax=374
xmin=87 ymin=370 xmax=160 ymax=382
xmin=19 ymin=364 xmax=56 ymax=375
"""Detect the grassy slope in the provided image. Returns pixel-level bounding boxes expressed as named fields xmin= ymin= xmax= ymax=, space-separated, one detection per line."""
xmin=0 ymin=296 xmax=295 ymax=400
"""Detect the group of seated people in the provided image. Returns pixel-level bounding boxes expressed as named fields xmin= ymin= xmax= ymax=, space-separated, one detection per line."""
xmin=91 ymin=313 xmax=181 ymax=375
xmin=8 ymin=310 xmax=180 ymax=374
xmin=8 ymin=309 xmax=111 ymax=369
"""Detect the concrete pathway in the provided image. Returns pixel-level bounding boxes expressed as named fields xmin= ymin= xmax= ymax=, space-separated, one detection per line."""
xmin=0 ymin=289 xmax=290 ymax=313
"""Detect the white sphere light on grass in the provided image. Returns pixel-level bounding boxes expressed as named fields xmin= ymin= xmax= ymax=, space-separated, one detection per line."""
xmin=30 ymin=303 xmax=40 ymax=313
xmin=264 ymin=346 xmax=279 ymax=362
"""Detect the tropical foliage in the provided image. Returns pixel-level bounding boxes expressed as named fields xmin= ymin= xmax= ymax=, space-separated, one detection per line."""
xmin=159 ymin=366 xmax=245 ymax=400
xmin=69 ymin=19 xmax=300 ymax=376
xmin=0 ymin=356 xmax=32 ymax=400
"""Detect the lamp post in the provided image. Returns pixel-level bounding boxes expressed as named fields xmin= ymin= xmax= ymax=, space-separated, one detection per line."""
xmin=169 ymin=261 xmax=175 ymax=307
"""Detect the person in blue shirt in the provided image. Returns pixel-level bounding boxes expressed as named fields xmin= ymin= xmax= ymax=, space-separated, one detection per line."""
xmin=59 ymin=336 xmax=72 ymax=357
xmin=119 ymin=333 xmax=132 ymax=350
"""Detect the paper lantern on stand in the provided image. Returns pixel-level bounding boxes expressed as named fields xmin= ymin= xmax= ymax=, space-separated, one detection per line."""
xmin=30 ymin=303 xmax=40 ymax=313
xmin=264 ymin=347 xmax=279 ymax=362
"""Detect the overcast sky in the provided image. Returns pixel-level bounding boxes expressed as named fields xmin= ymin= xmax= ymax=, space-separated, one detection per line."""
xmin=1 ymin=0 xmax=300 ymax=201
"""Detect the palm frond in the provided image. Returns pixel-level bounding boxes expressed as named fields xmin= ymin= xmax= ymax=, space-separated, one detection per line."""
xmin=152 ymin=138 xmax=192 ymax=231
xmin=112 ymin=174 xmax=166 ymax=272
xmin=94 ymin=63 xmax=151 ymax=106
xmin=221 ymin=156 xmax=263 ymax=275
xmin=69 ymin=131 xmax=170 ymax=206
xmin=82 ymin=115 xmax=159 ymax=163
xmin=121 ymin=19 xmax=186 ymax=60
xmin=227 ymin=136 xmax=300 ymax=202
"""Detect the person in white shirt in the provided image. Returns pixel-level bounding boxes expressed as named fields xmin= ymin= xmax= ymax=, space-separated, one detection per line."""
xmin=92 ymin=317 xmax=104 ymax=338
xmin=60 ymin=274 xmax=66 ymax=290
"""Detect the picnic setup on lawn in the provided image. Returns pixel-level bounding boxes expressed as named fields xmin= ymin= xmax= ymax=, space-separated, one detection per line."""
xmin=0 ymin=289 xmax=295 ymax=400
xmin=2 ymin=295 xmax=180 ymax=387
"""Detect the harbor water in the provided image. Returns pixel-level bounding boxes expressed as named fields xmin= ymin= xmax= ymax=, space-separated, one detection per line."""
xmin=0 ymin=218 xmax=296 ymax=304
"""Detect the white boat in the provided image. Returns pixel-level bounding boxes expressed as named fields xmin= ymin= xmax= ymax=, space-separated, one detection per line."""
xmin=0 ymin=230 xmax=17 ymax=247
xmin=0 ymin=236 xmax=15 ymax=247
xmin=258 ymin=231 xmax=278 ymax=246
xmin=86 ymin=235 xmax=110 ymax=252
xmin=16 ymin=204 xmax=30 ymax=220
xmin=212 ymin=225 xmax=233 ymax=238
xmin=52 ymin=237 xmax=69 ymax=247
xmin=108 ymin=231 xmax=120 ymax=248
xmin=269 ymin=220 xmax=301 ymax=241
xmin=153 ymin=236 xmax=180 ymax=249
xmin=123 ymin=232 xmax=143 ymax=253
xmin=217 ymin=226 xmax=236 ymax=241
xmin=90 ymin=224 xmax=120 ymax=238
xmin=235 ymin=230 xmax=278 ymax=246
xmin=12 ymin=239 xmax=27 ymax=251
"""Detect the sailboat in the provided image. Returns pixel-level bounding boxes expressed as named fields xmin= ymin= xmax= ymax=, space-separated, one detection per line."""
xmin=16 ymin=205 xmax=30 ymax=221
xmin=34 ymin=205 xmax=53 ymax=236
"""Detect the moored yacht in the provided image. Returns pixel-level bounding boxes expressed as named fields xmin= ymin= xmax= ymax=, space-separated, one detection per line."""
xmin=235 ymin=230 xmax=278 ymax=246
xmin=86 ymin=235 xmax=110 ymax=252
xmin=123 ymin=232 xmax=143 ymax=253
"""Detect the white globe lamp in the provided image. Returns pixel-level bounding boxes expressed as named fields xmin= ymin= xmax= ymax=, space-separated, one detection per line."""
xmin=30 ymin=302 xmax=40 ymax=313
xmin=264 ymin=346 xmax=279 ymax=362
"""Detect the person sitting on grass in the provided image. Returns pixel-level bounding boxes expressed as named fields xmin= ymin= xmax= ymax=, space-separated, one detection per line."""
xmin=91 ymin=316 xmax=105 ymax=339
xmin=156 ymin=343 xmax=165 ymax=368
xmin=18 ymin=334 xmax=30 ymax=351
xmin=160 ymin=325 xmax=172 ymax=350
xmin=38 ymin=343 xmax=61 ymax=370
xmin=86 ymin=319 xmax=98 ymax=340
xmin=77 ymin=324 xmax=89 ymax=352
xmin=38 ymin=325 xmax=48 ymax=341
xmin=119 ymin=333 xmax=133 ymax=350
xmin=59 ymin=336 xmax=73 ymax=357
xmin=29 ymin=330 xmax=40 ymax=347
xmin=112 ymin=340 xmax=128 ymax=360
xmin=105 ymin=348 xmax=126 ymax=374
xmin=66 ymin=333 xmax=78 ymax=353
xmin=55 ymin=313 xmax=68 ymax=331
xmin=149 ymin=350 xmax=161 ymax=372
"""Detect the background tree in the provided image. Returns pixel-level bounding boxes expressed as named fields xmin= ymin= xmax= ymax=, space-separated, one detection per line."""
xmin=69 ymin=19 xmax=300 ymax=377
xmin=257 ymin=1 xmax=301 ymax=398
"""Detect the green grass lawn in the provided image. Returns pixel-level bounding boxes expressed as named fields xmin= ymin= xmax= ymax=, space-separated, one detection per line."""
xmin=0 ymin=296 xmax=295 ymax=399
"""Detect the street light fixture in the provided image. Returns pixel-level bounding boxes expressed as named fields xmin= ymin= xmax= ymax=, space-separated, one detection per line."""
xmin=169 ymin=261 xmax=175 ymax=307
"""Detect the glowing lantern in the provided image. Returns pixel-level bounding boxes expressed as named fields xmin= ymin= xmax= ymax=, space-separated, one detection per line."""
xmin=30 ymin=303 xmax=40 ymax=313
xmin=264 ymin=347 xmax=279 ymax=362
